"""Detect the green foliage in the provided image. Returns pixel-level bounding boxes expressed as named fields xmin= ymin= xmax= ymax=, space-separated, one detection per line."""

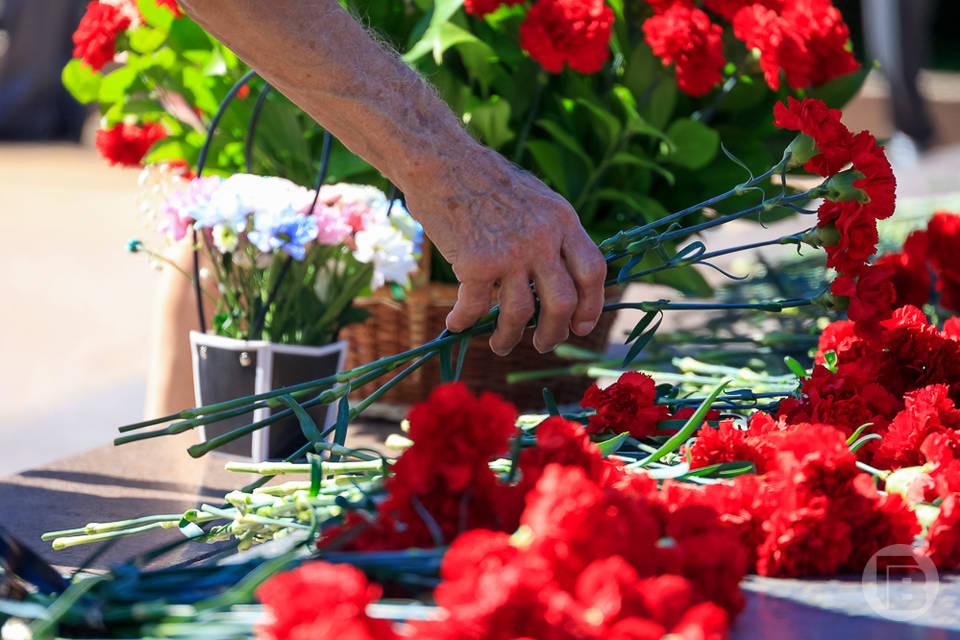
xmin=61 ymin=59 xmax=101 ymax=104
xmin=63 ymin=0 xmax=865 ymax=294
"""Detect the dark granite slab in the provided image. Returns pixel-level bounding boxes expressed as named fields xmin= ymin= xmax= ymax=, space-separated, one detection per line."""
xmin=3 ymin=422 xmax=960 ymax=639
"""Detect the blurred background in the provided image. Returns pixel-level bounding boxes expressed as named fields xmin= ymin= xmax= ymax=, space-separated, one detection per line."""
xmin=1 ymin=0 xmax=959 ymax=476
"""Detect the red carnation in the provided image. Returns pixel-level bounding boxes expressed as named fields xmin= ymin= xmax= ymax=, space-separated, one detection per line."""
xmin=687 ymin=412 xmax=786 ymax=474
xmin=815 ymin=132 xmax=895 ymax=278
xmin=874 ymin=231 xmax=931 ymax=310
xmin=581 ymin=371 xmax=670 ymax=439
xmin=255 ymin=562 xmax=395 ymax=640
xmin=773 ymin=97 xmax=854 ymax=176
xmin=155 ymin=0 xmax=184 ymax=17
xmin=921 ymin=494 xmax=960 ymax=570
xmin=944 ymin=317 xmax=960 ymax=343
xmin=815 ymin=319 xmax=866 ymax=365
xmin=733 ymin=0 xmax=858 ymax=91
xmin=72 ymin=2 xmax=131 ymax=72
xmin=704 ymin=0 xmax=783 ymax=21
xmin=643 ymin=4 xmax=726 ymax=96
xmin=522 ymin=465 xmax=661 ymax=586
xmin=95 ymin=122 xmax=166 ymax=167
xmin=927 ymin=211 xmax=960 ymax=312
xmin=327 ymin=383 xmax=517 ymax=551
xmin=818 ymin=202 xmax=880 ymax=277
xmin=873 ymin=384 xmax=960 ymax=470
xmin=831 ymin=263 xmax=897 ymax=334
xmin=520 ymin=0 xmax=614 ymax=74
xmin=464 ymin=0 xmax=522 ymax=16
xmin=921 ymin=432 xmax=960 ymax=499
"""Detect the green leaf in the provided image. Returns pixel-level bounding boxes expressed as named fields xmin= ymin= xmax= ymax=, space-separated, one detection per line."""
xmin=659 ymin=119 xmax=720 ymax=170
xmin=277 ymin=394 xmax=323 ymax=445
xmin=648 ymin=265 xmax=712 ymax=297
xmin=684 ymin=460 xmax=756 ymax=478
xmin=535 ymin=119 xmax=594 ymax=169
xmin=850 ymin=433 xmax=882 ymax=453
xmin=783 ymin=356 xmax=808 ymax=379
xmin=143 ymin=137 xmax=190 ymax=164
xmin=608 ymin=151 xmax=674 ymax=185
xmin=632 ymin=378 xmax=731 ymax=468
xmin=622 ymin=312 xmax=662 ymax=367
xmin=403 ymin=0 xmax=468 ymax=63
xmin=128 ymin=26 xmax=168 ymax=54
xmin=641 ymin=74 xmax=677 ymax=131
xmin=542 ymin=387 xmax=559 ymax=416
xmin=138 ymin=0 xmax=174 ymax=30
xmin=167 ymin=17 xmax=212 ymax=53
xmin=525 ymin=140 xmax=570 ymax=194
xmin=465 ymin=95 xmax=514 ymax=148
xmin=807 ymin=65 xmax=870 ymax=109
xmin=575 ymin=98 xmax=621 ymax=153
xmin=181 ymin=66 xmax=219 ymax=114
xmin=61 ymin=59 xmax=102 ymax=104
xmin=308 ymin=453 xmax=323 ymax=497
xmin=332 ymin=389 xmax=351 ymax=454
xmin=597 ymin=432 xmax=629 ymax=457
xmin=846 ymin=423 xmax=873 ymax=445
xmin=98 ymin=65 xmax=140 ymax=105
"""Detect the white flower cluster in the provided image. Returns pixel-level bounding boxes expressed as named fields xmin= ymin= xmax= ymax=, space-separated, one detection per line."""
xmin=156 ymin=173 xmax=421 ymax=290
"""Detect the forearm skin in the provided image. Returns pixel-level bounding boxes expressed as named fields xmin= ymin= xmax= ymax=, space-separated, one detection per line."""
xmin=177 ymin=0 xmax=483 ymax=221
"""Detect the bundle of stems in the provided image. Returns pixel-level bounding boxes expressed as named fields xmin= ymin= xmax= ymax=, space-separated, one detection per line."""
xmin=115 ymin=149 xmax=833 ymax=467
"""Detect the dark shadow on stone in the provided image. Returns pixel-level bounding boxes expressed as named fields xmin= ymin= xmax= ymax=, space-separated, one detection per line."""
xmin=0 ymin=481 xmax=225 ymax=571
xmin=18 ymin=469 xmax=232 ymax=501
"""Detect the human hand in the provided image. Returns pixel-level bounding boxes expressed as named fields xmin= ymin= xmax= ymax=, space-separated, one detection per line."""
xmin=404 ymin=144 xmax=607 ymax=356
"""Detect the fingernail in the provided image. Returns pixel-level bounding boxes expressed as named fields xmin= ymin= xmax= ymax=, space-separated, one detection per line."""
xmin=574 ymin=321 xmax=595 ymax=336
xmin=534 ymin=339 xmax=556 ymax=354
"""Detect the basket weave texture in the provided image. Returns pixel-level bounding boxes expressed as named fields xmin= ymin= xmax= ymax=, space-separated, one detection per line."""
xmin=339 ymin=284 xmax=615 ymax=410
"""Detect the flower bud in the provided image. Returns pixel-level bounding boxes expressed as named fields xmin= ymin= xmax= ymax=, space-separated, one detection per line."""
xmin=801 ymin=224 xmax=840 ymax=249
xmin=819 ymin=169 xmax=869 ymax=203
xmin=783 ymin=133 xmax=819 ymax=169
xmin=813 ymin=289 xmax=848 ymax=311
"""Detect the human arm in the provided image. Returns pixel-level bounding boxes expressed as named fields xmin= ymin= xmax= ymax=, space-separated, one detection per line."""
xmin=177 ymin=0 xmax=607 ymax=354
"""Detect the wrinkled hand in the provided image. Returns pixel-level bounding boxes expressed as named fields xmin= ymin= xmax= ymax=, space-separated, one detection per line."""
xmin=405 ymin=145 xmax=607 ymax=356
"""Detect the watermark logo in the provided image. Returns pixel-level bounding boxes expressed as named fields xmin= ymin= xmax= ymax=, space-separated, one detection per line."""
xmin=862 ymin=544 xmax=940 ymax=622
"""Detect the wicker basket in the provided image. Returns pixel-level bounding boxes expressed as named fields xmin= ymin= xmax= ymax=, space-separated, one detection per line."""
xmin=339 ymin=283 xmax=616 ymax=411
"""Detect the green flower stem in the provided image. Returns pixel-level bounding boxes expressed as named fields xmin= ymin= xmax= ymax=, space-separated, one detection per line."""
xmin=602 ymin=298 xmax=813 ymax=313
xmin=586 ymin=367 xmax=740 ymax=387
xmin=236 ymin=514 xmax=311 ymax=530
xmin=628 ymin=378 xmax=731 ymax=469
xmin=185 ymin=325 xmax=493 ymax=457
xmin=598 ymin=158 xmax=789 ymax=256
xmin=671 ymin=357 xmax=797 ymax=383
xmin=42 ymin=514 xmax=188 ymax=540
xmin=51 ymin=522 xmax=180 ymax=549
xmin=606 ymin=231 xmax=807 ymax=287
xmin=224 ymin=459 xmax=389 ymax=476
xmin=856 ymin=461 xmax=890 ymax=480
